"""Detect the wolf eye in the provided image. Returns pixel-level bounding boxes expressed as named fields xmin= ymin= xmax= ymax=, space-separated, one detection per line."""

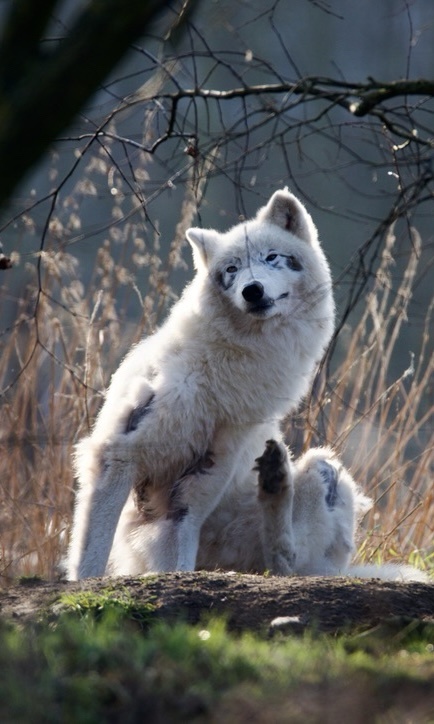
xmin=286 ymin=255 xmax=303 ymax=271
xmin=226 ymin=265 xmax=238 ymax=274
xmin=266 ymin=253 xmax=278 ymax=262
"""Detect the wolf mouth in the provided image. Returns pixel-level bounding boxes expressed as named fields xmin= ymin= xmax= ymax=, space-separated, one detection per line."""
xmin=247 ymin=292 xmax=289 ymax=315
xmin=246 ymin=300 xmax=275 ymax=315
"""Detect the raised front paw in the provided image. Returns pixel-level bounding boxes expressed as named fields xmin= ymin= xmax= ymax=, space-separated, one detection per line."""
xmin=254 ymin=439 xmax=291 ymax=496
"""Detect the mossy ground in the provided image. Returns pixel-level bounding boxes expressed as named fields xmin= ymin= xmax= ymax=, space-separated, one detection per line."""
xmin=1 ymin=600 xmax=434 ymax=723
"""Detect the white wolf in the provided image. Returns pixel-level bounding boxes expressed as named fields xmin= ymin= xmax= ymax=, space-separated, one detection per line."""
xmin=196 ymin=440 xmax=427 ymax=582
xmin=68 ymin=188 xmax=335 ymax=579
xmin=67 ymin=189 xmax=426 ymax=583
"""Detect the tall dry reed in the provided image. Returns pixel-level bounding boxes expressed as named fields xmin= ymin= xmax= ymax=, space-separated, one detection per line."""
xmin=0 ymin=206 xmax=432 ymax=580
xmin=297 ymin=225 xmax=433 ymax=569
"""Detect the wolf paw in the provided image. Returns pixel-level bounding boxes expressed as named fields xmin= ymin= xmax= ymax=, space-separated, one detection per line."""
xmin=268 ymin=542 xmax=296 ymax=576
xmin=254 ymin=439 xmax=289 ymax=495
xmin=317 ymin=459 xmax=339 ymax=509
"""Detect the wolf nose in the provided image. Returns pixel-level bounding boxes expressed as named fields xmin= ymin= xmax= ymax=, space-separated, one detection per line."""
xmin=242 ymin=282 xmax=264 ymax=303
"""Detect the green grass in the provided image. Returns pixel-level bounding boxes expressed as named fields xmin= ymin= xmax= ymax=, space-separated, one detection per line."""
xmin=56 ymin=586 xmax=157 ymax=625
xmin=1 ymin=611 xmax=434 ymax=723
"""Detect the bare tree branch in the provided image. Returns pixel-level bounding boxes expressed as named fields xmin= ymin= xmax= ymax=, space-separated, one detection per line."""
xmin=350 ymin=78 xmax=434 ymax=117
xmin=0 ymin=0 xmax=197 ymax=211
xmin=120 ymin=76 xmax=434 ymax=148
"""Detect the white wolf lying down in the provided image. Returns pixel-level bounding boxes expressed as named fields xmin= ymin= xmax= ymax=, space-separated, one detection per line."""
xmin=109 ymin=438 xmax=427 ymax=582
xmin=68 ymin=188 xmax=335 ymax=579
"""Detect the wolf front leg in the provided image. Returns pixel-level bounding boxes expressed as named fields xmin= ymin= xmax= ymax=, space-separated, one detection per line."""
xmin=67 ymin=448 xmax=136 ymax=580
xmin=255 ymin=439 xmax=296 ymax=575
xmin=173 ymin=458 xmax=238 ymax=570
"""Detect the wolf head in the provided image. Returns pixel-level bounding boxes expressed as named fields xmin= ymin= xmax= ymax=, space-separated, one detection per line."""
xmin=186 ymin=189 xmax=334 ymax=334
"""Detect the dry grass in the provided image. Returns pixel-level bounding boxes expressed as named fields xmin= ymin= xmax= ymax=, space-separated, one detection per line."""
xmin=299 ymin=225 xmax=434 ymax=570
xmin=0 ymin=198 xmax=432 ymax=580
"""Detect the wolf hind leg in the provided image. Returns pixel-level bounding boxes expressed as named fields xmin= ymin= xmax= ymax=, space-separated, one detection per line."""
xmin=255 ymin=439 xmax=296 ymax=575
xmin=171 ymin=427 xmax=264 ymax=572
xmin=67 ymin=442 xmax=136 ymax=580
xmin=118 ymin=447 xmax=234 ymax=574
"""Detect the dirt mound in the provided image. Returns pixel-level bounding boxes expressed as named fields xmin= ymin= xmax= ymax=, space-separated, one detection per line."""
xmin=1 ymin=572 xmax=433 ymax=633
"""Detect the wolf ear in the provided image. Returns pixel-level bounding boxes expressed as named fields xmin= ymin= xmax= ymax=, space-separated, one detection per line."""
xmin=257 ymin=188 xmax=317 ymax=244
xmin=186 ymin=227 xmax=220 ymax=270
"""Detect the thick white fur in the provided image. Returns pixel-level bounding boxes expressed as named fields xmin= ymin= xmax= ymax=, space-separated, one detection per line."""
xmin=198 ymin=444 xmax=373 ymax=577
xmin=108 ymin=440 xmax=427 ymax=582
xmin=68 ymin=189 xmax=335 ymax=579
xmin=67 ymin=189 xmax=426 ymax=583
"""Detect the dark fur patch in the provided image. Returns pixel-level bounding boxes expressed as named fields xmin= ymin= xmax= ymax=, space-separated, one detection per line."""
xmin=166 ymin=450 xmax=214 ymax=523
xmin=318 ymin=460 xmax=339 ymax=509
xmin=133 ymin=477 xmax=160 ymax=522
xmin=254 ymin=439 xmax=288 ymax=495
xmin=285 ymin=254 xmax=303 ymax=272
xmin=215 ymin=271 xmax=227 ymax=289
xmin=215 ymin=270 xmax=237 ymax=291
xmin=167 ymin=479 xmax=184 ymax=523
xmin=134 ymin=450 xmax=214 ymax=525
xmin=125 ymin=394 xmax=155 ymax=433
xmin=179 ymin=449 xmax=215 ymax=479
xmin=166 ymin=506 xmax=189 ymax=523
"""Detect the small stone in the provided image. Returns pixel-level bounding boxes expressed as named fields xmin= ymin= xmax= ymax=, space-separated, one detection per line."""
xmin=269 ymin=615 xmax=307 ymax=636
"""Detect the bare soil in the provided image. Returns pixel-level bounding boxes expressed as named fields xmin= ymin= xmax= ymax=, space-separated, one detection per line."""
xmin=1 ymin=572 xmax=433 ymax=633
